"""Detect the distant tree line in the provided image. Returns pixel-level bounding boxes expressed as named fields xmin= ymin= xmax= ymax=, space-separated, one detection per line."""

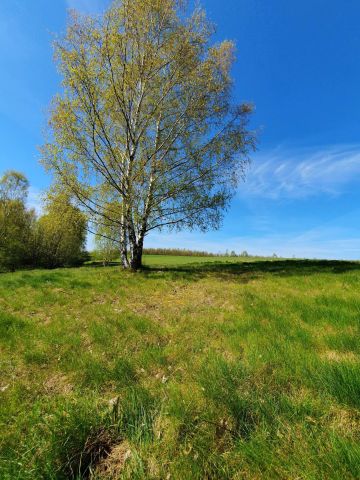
xmin=92 ymin=245 xmax=264 ymax=262
xmin=144 ymin=248 xmax=218 ymax=257
xmin=142 ymin=248 xmax=261 ymax=257
xmin=142 ymin=249 xmax=281 ymax=258
xmin=0 ymin=171 xmax=87 ymax=272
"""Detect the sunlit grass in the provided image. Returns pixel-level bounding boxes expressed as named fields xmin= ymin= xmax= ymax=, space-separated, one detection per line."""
xmin=0 ymin=256 xmax=359 ymax=479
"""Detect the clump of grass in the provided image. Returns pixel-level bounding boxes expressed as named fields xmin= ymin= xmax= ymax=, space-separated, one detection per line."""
xmin=0 ymin=311 xmax=28 ymax=341
xmin=325 ymin=331 xmax=359 ymax=352
xmin=199 ymin=355 xmax=258 ymax=440
xmin=113 ymin=387 xmax=159 ymax=443
xmin=316 ymin=361 xmax=360 ymax=409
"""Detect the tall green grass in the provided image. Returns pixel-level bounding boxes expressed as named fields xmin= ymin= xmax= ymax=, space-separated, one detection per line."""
xmin=0 ymin=258 xmax=359 ymax=479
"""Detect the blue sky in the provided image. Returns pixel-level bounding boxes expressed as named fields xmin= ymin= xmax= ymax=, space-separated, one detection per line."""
xmin=1 ymin=0 xmax=360 ymax=258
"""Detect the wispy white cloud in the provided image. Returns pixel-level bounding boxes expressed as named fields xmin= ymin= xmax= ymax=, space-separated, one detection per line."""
xmin=241 ymin=144 xmax=360 ymax=199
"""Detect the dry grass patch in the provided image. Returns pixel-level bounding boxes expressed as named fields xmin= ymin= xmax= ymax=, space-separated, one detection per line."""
xmin=321 ymin=350 xmax=358 ymax=362
xmin=43 ymin=373 xmax=73 ymax=395
xmin=93 ymin=441 xmax=132 ymax=479
xmin=328 ymin=407 xmax=360 ymax=437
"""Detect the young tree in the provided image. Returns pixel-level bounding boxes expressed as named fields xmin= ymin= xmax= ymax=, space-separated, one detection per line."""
xmin=94 ymin=204 xmax=121 ymax=265
xmin=42 ymin=0 xmax=255 ymax=269
xmin=94 ymin=233 xmax=119 ymax=266
xmin=36 ymin=194 xmax=87 ymax=268
xmin=0 ymin=171 xmax=35 ymax=271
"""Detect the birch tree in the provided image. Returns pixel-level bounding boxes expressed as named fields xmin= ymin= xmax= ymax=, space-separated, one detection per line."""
xmin=42 ymin=0 xmax=255 ymax=269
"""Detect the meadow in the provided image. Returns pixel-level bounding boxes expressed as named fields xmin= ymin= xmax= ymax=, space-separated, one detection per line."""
xmin=0 ymin=256 xmax=359 ymax=479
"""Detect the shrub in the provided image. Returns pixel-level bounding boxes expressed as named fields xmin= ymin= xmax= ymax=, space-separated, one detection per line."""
xmin=35 ymin=194 xmax=87 ymax=268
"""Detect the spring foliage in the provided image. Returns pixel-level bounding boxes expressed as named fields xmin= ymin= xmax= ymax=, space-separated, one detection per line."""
xmin=0 ymin=172 xmax=35 ymax=271
xmin=0 ymin=171 xmax=87 ymax=271
xmin=35 ymin=194 xmax=87 ymax=268
xmin=42 ymin=0 xmax=255 ymax=269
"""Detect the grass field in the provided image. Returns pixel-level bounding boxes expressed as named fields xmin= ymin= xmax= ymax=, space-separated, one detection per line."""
xmin=0 ymin=256 xmax=359 ymax=479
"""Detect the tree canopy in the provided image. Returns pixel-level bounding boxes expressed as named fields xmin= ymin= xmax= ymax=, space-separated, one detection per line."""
xmin=36 ymin=193 xmax=87 ymax=268
xmin=0 ymin=170 xmax=29 ymax=203
xmin=0 ymin=171 xmax=87 ymax=272
xmin=42 ymin=0 xmax=255 ymax=269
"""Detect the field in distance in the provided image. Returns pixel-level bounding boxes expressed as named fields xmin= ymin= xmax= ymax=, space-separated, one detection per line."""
xmin=142 ymin=254 xmax=273 ymax=266
xmin=0 ymin=256 xmax=359 ymax=479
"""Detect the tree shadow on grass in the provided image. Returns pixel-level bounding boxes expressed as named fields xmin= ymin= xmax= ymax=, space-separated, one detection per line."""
xmin=140 ymin=259 xmax=360 ymax=283
xmin=86 ymin=261 xmax=122 ymax=268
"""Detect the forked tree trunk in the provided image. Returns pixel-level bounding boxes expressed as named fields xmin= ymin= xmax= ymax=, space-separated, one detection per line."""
xmin=130 ymin=237 xmax=144 ymax=270
xmin=119 ymin=234 xmax=144 ymax=270
xmin=120 ymin=202 xmax=146 ymax=270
